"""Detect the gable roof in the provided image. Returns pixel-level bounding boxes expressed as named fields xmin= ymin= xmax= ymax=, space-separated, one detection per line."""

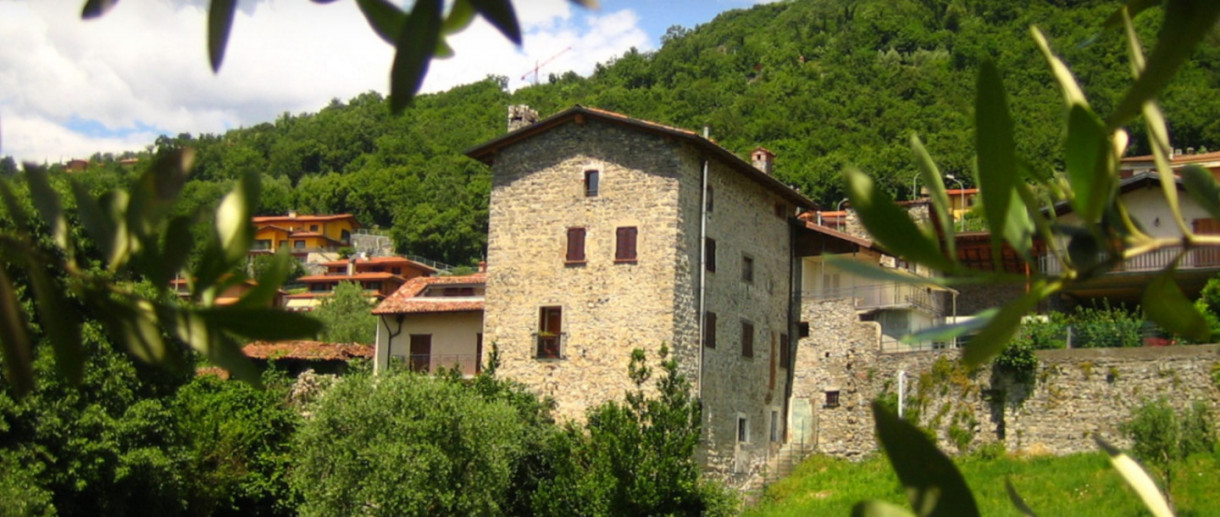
xmin=373 ymin=273 xmax=486 ymax=315
xmin=243 ymin=340 xmax=374 ymax=360
xmin=465 ymin=105 xmax=816 ymax=209
xmin=252 ymin=213 xmax=360 ymax=225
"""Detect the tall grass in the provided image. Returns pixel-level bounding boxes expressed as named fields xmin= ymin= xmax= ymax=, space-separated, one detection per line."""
xmin=745 ymin=452 xmax=1220 ymax=516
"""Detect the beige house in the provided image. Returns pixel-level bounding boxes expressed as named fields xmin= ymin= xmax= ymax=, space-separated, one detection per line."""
xmin=372 ymin=272 xmax=485 ymax=376
xmin=465 ymin=105 xmax=816 ymax=477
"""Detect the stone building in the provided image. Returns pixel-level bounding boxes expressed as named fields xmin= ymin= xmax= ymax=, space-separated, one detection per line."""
xmin=465 ymin=105 xmax=816 ymax=477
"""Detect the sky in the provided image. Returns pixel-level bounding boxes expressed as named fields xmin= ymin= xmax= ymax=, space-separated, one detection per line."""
xmin=0 ymin=0 xmax=771 ymax=164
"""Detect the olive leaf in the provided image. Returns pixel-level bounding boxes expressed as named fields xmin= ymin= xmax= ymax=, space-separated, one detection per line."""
xmin=975 ymin=61 xmax=1034 ymax=265
xmin=871 ymin=401 xmax=979 ymax=517
xmin=208 ymin=0 xmax=239 ymax=72
xmin=389 ymin=0 xmax=443 ymax=113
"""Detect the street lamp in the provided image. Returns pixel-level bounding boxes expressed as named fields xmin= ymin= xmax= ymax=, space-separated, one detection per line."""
xmin=911 ymin=173 xmax=921 ymax=201
xmin=945 ymin=174 xmax=965 ymax=231
xmin=836 ymin=199 xmax=848 ymax=231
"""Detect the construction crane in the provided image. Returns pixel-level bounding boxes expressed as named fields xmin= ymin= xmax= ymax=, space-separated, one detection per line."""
xmin=520 ymin=46 xmax=573 ymax=85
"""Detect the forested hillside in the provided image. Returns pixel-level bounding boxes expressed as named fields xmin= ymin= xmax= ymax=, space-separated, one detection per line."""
xmin=23 ymin=0 xmax=1220 ymax=266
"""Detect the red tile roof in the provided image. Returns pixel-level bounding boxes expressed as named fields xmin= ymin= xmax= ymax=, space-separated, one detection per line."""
xmin=465 ymin=105 xmax=816 ymax=209
xmin=298 ymin=272 xmax=403 ymax=283
xmin=373 ymin=273 xmax=486 ymax=315
xmin=1121 ymin=150 xmax=1220 ymax=165
xmin=253 ymin=213 xmax=359 ymax=224
xmin=243 ymin=340 xmax=374 ymax=360
xmin=319 ymin=255 xmax=438 ymax=272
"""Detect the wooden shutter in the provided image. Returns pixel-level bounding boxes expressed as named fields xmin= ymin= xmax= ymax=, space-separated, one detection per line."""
xmin=566 ymin=227 xmax=586 ymax=262
xmin=704 ymin=312 xmax=716 ymax=349
xmin=780 ymin=333 xmax=790 ymax=369
xmin=615 ymin=226 xmax=638 ymax=262
xmin=706 ymin=238 xmax=717 ymax=272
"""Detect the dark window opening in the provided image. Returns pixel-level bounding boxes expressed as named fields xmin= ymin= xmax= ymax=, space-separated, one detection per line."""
xmin=737 ymin=416 xmax=748 ymax=443
xmin=741 ymin=321 xmax=754 ymax=358
xmin=310 ymin=224 xmax=319 ymax=232
xmin=825 ymin=391 xmax=840 ymax=408
xmin=566 ymin=227 xmax=586 ymax=263
xmin=742 ymin=255 xmax=754 ymax=283
xmin=615 ymin=226 xmax=638 ymax=263
xmin=705 ymin=238 xmax=717 ymax=272
xmin=293 ymin=240 xmax=305 ymax=249
xmin=774 ymin=202 xmax=786 ymax=218
xmin=706 ymin=185 xmax=714 ymax=212
xmin=409 ymin=334 xmax=432 ymax=372
xmin=585 ymin=170 xmax=599 ymax=197
xmin=798 ymin=322 xmax=810 ymax=338
xmin=780 ymin=333 xmax=790 ymax=369
xmin=703 ymin=312 xmax=717 ymax=349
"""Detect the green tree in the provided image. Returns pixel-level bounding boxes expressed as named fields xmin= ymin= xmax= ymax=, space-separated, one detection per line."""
xmin=535 ymin=346 xmax=735 ymax=517
xmin=312 ymin=281 xmax=376 ymax=344
xmin=292 ymin=371 xmax=530 ymax=517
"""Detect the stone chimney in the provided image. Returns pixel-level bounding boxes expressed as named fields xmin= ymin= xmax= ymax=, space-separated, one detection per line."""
xmin=478 ymin=261 xmax=487 ymax=273
xmin=751 ymin=147 xmax=775 ymax=175
xmin=507 ymin=105 xmax=539 ymax=132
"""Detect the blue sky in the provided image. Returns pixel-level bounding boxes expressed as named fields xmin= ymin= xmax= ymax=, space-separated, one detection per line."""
xmin=0 ymin=0 xmax=770 ymax=163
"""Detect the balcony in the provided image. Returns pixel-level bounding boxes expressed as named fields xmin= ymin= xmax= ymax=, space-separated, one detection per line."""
xmin=1039 ymin=244 xmax=1220 ymax=275
xmin=534 ymin=332 xmax=567 ymax=359
xmin=390 ymin=353 xmax=480 ymax=376
xmin=802 ymin=283 xmax=946 ymax=316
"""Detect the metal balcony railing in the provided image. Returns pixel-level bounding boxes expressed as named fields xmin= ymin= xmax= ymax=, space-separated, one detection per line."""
xmin=390 ymin=353 xmax=480 ymax=375
xmin=1040 ymin=244 xmax=1220 ymax=275
xmin=533 ymin=332 xmax=567 ymax=359
xmin=802 ymin=283 xmax=945 ymax=315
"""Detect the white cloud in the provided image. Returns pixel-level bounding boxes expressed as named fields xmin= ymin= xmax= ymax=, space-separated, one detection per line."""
xmin=0 ymin=0 xmax=650 ymax=164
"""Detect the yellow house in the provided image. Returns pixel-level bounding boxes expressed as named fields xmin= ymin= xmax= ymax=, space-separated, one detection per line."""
xmin=251 ymin=212 xmax=360 ymax=254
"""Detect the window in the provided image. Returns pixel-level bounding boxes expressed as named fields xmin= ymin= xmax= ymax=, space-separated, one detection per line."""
xmin=409 ymin=334 xmax=432 ymax=372
xmin=391 ymin=267 xmax=401 ymax=275
xmin=309 ymin=224 xmax=319 ymax=232
xmin=770 ymin=410 xmax=780 ymax=442
xmin=706 ymin=185 xmax=714 ymax=212
xmin=615 ymin=226 xmax=638 ymax=263
xmin=459 ymin=287 xmax=474 ymax=296
xmin=537 ymin=306 xmax=563 ymax=359
xmin=705 ymin=238 xmax=717 ymax=272
xmin=566 ymin=227 xmax=586 ymax=263
xmin=741 ymin=321 xmax=754 ymax=358
xmin=737 ymin=416 xmax=749 ymax=443
xmin=779 ymin=333 xmax=790 ymax=369
xmin=774 ymin=202 xmax=786 ymax=219
xmin=254 ymin=239 xmax=272 ymax=250
xmin=798 ymin=322 xmax=810 ymax=338
xmin=741 ymin=255 xmax=754 ymax=283
xmin=825 ymin=390 xmax=840 ymax=408
xmin=293 ymin=240 xmax=305 ymax=249
xmin=310 ymin=283 xmax=328 ymax=292
xmin=703 ymin=312 xmax=717 ymax=349
xmin=584 ymin=170 xmax=599 ymax=197
xmin=278 ymin=239 xmax=287 ymax=249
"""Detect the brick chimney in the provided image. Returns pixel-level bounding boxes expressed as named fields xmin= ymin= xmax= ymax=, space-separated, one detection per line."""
xmin=751 ymin=147 xmax=774 ymax=175
xmin=507 ymin=105 xmax=539 ymax=132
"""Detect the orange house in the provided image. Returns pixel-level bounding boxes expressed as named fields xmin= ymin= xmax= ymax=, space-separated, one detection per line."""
xmin=284 ymin=255 xmax=436 ymax=311
xmin=251 ymin=212 xmax=360 ymax=255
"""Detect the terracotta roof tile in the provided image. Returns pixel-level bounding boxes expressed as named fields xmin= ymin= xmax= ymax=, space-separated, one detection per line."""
xmin=243 ymin=340 xmax=374 ymax=360
xmin=253 ymin=214 xmax=359 ymax=224
xmin=373 ymin=273 xmax=486 ymax=315
xmin=298 ymin=272 xmax=403 ymax=283
xmin=319 ymin=255 xmax=438 ymax=271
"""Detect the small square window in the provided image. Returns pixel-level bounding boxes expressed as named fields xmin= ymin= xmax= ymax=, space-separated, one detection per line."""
xmin=585 ymin=170 xmax=599 ymax=197
xmin=310 ymin=224 xmax=319 ymax=232
xmin=293 ymin=240 xmax=305 ymax=249
xmin=705 ymin=238 xmax=717 ymax=272
xmin=742 ymin=255 xmax=754 ymax=283
xmin=825 ymin=390 xmax=840 ymax=408
xmin=703 ymin=312 xmax=717 ymax=349
xmin=741 ymin=320 xmax=754 ymax=358
xmin=737 ymin=416 xmax=749 ymax=443
xmin=798 ymin=322 xmax=810 ymax=338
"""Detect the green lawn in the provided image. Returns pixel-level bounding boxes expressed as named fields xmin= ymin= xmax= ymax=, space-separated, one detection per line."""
xmin=745 ymin=452 xmax=1220 ymax=516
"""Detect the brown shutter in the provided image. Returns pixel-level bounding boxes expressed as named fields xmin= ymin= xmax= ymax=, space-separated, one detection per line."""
xmin=616 ymin=226 xmax=638 ymax=262
xmin=566 ymin=227 xmax=586 ymax=262
xmin=706 ymin=238 xmax=717 ymax=272
xmin=704 ymin=312 xmax=716 ymax=349
xmin=780 ymin=333 xmax=790 ymax=369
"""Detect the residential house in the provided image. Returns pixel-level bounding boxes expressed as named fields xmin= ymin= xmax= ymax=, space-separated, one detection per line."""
xmin=319 ymin=255 xmax=436 ymax=280
xmin=373 ymin=271 xmax=486 ymax=376
xmin=170 ymin=276 xmax=285 ymax=307
xmin=1047 ymin=171 xmax=1220 ymax=308
xmin=251 ymin=212 xmax=359 ymax=256
xmin=287 ymin=269 xmax=409 ymax=312
xmin=465 ymin=105 xmax=816 ymax=477
xmin=1120 ymin=148 xmax=1220 ymax=179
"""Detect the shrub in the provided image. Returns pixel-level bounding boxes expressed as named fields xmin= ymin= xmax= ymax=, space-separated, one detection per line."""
xmin=1071 ymin=302 xmax=1142 ymax=348
xmin=292 ymin=371 xmax=532 ymax=517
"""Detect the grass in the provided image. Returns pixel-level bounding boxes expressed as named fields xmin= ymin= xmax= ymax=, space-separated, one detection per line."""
xmin=744 ymin=451 xmax=1220 ymax=516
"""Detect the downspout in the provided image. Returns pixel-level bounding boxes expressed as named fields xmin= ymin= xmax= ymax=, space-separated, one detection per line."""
xmin=377 ymin=314 xmax=405 ymax=373
xmin=697 ymin=155 xmax=709 ymax=399
xmin=783 ymin=217 xmax=800 ymax=442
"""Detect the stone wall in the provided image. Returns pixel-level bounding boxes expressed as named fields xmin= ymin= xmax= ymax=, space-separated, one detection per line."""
xmin=692 ymin=154 xmax=794 ymax=481
xmin=789 ymin=301 xmax=1220 ymax=457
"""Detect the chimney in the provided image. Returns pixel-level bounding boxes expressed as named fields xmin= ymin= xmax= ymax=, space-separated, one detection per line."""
xmin=288 ymin=209 xmax=298 ymax=218
xmin=347 ymin=255 xmax=357 ymax=276
xmin=478 ymin=261 xmax=487 ymax=273
xmin=507 ymin=105 xmax=539 ymax=132
xmin=751 ymin=147 xmax=775 ymax=175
